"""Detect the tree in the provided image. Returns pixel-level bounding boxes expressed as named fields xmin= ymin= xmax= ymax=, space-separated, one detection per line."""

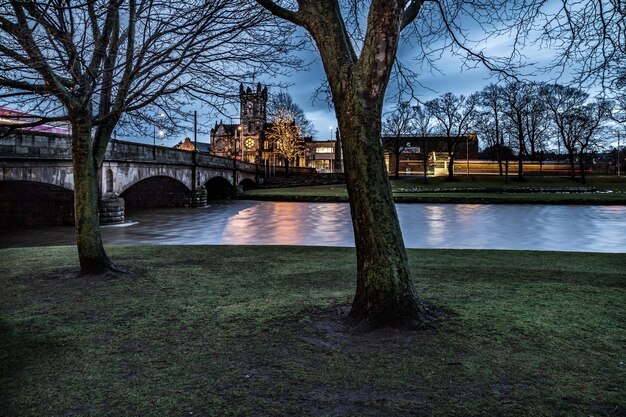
xmin=567 ymin=99 xmax=611 ymax=184
xmin=501 ymin=81 xmax=530 ymax=179
xmin=265 ymin=108 xmax=307 ymax=171
xmin=522 ymin=83 xmax=551 ymax=163
xmin=541 ymin=84 xmax=589 ymax=179
xmin=253 ymin=0 xmax=621 ymax=328
xmin=426 ymin=93 xmax=477 ymax=180
xmin=382 ymin=102 xmax=417 ymax=179
xmin=255 ymin=0 xmax=439 ymax=327
xmin=0 ymin=0 xmax=298 ymax=274
xmin=268 ymin=92 xmax=316 ymax=137
xmin=478 ymin=84 xmax=506 ymax=175
xmin=414 ymin=104 xmax=433 ymax=183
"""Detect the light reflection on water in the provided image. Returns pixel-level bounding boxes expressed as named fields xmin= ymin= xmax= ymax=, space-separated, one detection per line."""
xmin=1 ymin=201 xmax=625 ymax=253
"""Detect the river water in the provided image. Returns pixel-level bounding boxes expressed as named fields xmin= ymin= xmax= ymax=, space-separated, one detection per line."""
xmin=1 ymin=201 xmax=625 ymax=252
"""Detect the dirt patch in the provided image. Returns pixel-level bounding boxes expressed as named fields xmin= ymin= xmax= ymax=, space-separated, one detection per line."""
xmin=284 ymin=303 xmax=456 ymax=355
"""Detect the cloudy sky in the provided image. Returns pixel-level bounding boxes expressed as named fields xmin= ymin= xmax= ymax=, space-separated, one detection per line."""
xmin=160 ymin=3 xmax=588 ymax=146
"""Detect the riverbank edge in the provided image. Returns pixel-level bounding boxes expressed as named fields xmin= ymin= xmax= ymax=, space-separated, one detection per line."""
xmin=240 ymin=193 xmax=626 ymax=205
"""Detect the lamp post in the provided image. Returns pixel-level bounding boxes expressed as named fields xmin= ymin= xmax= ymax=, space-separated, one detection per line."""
xmin=613 ymin=131 xmax=621 ymax=177
xmin=329 ymin=126 xmax=333 ymax=140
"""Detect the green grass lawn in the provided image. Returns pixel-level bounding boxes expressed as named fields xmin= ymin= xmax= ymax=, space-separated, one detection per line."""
xmin=1 ymin=245 xmax=624 ymax=416
xmin=246 ymin=176 xmax=626 ymax=204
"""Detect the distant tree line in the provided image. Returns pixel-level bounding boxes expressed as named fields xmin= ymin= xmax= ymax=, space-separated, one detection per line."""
xmin=383 ymin=81 xmax=622 ymax=183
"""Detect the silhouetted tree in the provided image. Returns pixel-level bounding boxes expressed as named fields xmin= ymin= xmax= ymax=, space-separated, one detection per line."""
xmin=426 ymin=93 xmax=477 ymax=180
xmin=0 ymin=0 xmax=299 ymax=274
xmin=382 ymin=102 xmax=417 ymax=179
xmin=478 ymin=84 xmax=506 ymax=175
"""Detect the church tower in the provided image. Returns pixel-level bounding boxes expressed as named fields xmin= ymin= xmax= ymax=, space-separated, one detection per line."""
xmin=239 ymin=83 xmax=268 ymax=135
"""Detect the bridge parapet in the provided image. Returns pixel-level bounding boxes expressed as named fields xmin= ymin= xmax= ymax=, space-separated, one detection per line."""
xmin=0 ymin=132 xmax=72 ymax=159
xmin=0 ymin=133 xmax=260 ymax=173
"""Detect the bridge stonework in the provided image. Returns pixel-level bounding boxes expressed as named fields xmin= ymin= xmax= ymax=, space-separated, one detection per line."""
xmin=0 ymin=133 xmax=261 ymax=226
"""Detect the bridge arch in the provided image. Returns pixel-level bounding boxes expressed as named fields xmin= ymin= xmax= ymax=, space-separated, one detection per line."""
xmin=239 ymin=178 xmax=256 ymax=190
xmin=205 ymin=176 xmax=234 ymax=199
xmin=121 ymin=175 xmax=192 ymax=210
xmin=0 ymin=180 xmax=74 ymax=227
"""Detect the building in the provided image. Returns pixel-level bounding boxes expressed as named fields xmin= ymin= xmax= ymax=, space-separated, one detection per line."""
xmin=173 ymin=137 xmax=211 ymax=152
xmin=210 ymin=83 xmax=268 ymax=163
xmin=305 ymin=130 xmax=343 ymax=173
xmin=383 ymin=134 xmax=479 ymax=176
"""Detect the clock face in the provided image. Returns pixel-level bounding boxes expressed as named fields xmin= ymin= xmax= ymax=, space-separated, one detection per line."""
xmin=244 ymin=138 xmax=255 ymax=149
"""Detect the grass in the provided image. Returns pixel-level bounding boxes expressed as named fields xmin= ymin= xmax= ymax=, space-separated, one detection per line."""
xmin=1 ymin=245 xmax=625 ymax=416
xmin=245 ymin=175 xmax=626 ymax=204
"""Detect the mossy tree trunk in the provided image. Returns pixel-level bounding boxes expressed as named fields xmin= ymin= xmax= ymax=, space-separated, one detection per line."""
xmin=338 ymin=95 xmax=431 ymax=325
xmin=257 ymin=0 xmax=433 ymax=327
xmin=70 ymin=112 xmax=114 ymax=275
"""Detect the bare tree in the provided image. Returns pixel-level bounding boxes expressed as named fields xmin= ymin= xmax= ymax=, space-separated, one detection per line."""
xmin=426 ymin=93 xmax=477 ymax=180
xmin=478 ymin=84 xmax=506 ymax=175
xmin=501 ymin=81 xmax=531 ymax=179
xmin=569 ymin=99 xmax=611 ymax=184
xmin=265 ymin=108 xmax=307 ymax=172
xmin=382 ymin=101 xmax=417 ymax=179
xmin=0 ymin=0 xmax=299 ymax=274
xmin=254 ymin=0 xmax=445 ymax=327
xmin=413 ymin=104 xmax=433 ymax=183
xmin=522 ymin=83 xmax=551 ymax=163
xmin=252 ymin=0 xmax=623 ymax=328
xmin=541 ymin=84 xmax=589 ymax=179
xmin=268 ymin=91 xmax=316 ymax=137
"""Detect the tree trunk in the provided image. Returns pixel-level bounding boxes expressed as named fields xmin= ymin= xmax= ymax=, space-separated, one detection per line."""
xmin=447 ymin=156 xmax=455 ymax=180
xmin=71 ymin=115 xmax=114 ymax=275
xmin=568 ymin=150 xmax=576 ymax=179
xmin=579 ymin=152 xmax=587 ymax=184
xmin=339 ymin=100 xmax=432 ymax=327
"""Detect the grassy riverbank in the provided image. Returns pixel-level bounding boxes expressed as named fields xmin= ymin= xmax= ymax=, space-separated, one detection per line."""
xmin=246 ymin=176 xmax=626 ymax=204
xmin=1 ymin=245 xmax=625 ymax=416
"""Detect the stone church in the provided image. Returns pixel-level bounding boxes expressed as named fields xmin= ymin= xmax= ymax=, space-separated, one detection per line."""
xmin=210 ymin=83 xmax=268 ymax=163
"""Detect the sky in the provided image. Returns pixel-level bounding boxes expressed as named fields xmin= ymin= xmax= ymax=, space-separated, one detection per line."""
xmin=178 ymin=12 xmax=563 ymax=146
xmin=130 ymin=2 xmax=605 ymax=147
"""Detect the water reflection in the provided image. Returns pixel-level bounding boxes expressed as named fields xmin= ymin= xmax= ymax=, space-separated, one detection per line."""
xmin=1 ymin=201 xmax=625 ymax=253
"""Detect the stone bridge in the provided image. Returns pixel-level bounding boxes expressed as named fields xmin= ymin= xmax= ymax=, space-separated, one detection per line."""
xmin=0 ymin=132 xmax=312 ymax=226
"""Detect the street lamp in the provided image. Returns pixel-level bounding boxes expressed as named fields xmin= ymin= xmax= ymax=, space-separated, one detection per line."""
xmin=613 ymin=131 xmax=621 ymax=177
xmin=329 ymin=126 xmax=333 ymax=140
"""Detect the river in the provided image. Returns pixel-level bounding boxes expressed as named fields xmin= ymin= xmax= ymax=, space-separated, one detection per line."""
xmin=1 ymin=201 xmax=625 ymax=252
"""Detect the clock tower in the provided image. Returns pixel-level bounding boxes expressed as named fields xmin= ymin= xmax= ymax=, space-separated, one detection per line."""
xmin=240 ymin=83 xmax=268 ymax=136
